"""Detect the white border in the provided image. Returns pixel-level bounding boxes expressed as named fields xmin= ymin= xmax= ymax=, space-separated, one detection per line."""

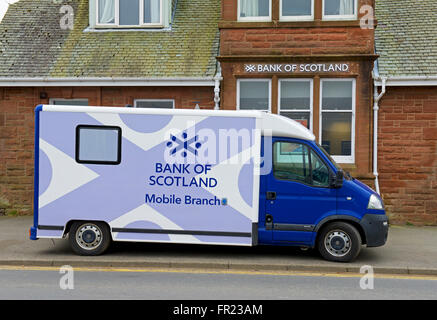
xmin=278 ymin=78 xmax=313 ymax=130
xmin=96 ymin=0 xmax=163 ymax=28
xmin=237 ymin=0 xmax=272 ymax=22
xmin=319 ymin=78 xmax=356 ymax=164
xmin=236 ymin=78 xmax=272 ymax=113
xmin=322 ymin=0 xmax=358 ymax=21
xmin=279 ymin=0 xmax=314 ymax=21
xmin=134 ymin=99 xmax=175 ymax=108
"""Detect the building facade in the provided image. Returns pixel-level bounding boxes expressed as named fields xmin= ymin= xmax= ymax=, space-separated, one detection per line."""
xmin=0 ymin=0 xmax=436 ymax=225
xmin=374 ymin=0 xmax=437 ymax=225
xmin=219 ymin=0 xmax=377 ymax=185
xmin=0 ymin=0 xmax=221 ymax=215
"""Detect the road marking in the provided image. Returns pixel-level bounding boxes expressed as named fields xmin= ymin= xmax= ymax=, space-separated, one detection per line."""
xmin=0 ymin=265 xmax=436 ymax=281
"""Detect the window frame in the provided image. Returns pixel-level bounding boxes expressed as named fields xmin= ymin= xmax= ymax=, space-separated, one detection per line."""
xmin=279 ymin=0 xmax=314 ymax=22
xmin=278 ymin=78 xmax=313 ymax=130
xmin=272 ymin=140 xmax=333 ymax=188
xmin=95 ymin=0 xmax=163 ymax=28
xmin=75 ymin=125 xmax=122 ymax=165
xmin=49 ymin=98 xmax=89 ymax=106
xmin=236 ymin=78 xmax=272 ymax=113
xmin=322 ymin=0 xmax=358 ymax=21
xmin=238 ymin=0 xmax=272 ymax=22
xmin=319 ymin=78 xmax=356 ymax=164
xmin=134 ymin=99 xmax=175 ymax=109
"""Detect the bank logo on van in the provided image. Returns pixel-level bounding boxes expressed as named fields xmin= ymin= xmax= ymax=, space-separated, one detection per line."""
xmin=166 ymin=131 xmax=202 ymax=158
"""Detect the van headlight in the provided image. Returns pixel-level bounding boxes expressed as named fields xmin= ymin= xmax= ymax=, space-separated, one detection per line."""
xmin=368 ymin=194 xmax=384 ymax=210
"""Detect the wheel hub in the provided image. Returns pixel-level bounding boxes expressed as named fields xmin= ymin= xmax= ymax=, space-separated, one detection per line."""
xmin=76 ymin=224 xmax=102 ymax=250
xmin=324 ymin=230 xmax=351 ymax=257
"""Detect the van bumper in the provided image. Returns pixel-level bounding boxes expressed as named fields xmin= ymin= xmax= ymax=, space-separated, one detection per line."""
xmin=360 ymin=214 xmax=389 ymax=247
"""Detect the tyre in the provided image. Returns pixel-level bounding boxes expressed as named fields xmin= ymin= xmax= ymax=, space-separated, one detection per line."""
xmin=69 ymin=221 xmax=111 ymax=256
xmin=317 ymin=222 xmax=362 ymax=262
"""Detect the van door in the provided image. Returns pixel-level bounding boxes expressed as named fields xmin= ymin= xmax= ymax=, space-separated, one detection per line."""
xmin=266 ymin=139 xmax=337 ymax=243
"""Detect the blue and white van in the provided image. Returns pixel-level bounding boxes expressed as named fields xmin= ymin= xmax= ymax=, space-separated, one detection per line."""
xmin=30 ymin=105 xmax=388 ymax=262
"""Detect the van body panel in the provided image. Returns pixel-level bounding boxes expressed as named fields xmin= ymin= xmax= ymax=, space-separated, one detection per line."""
xmin=33 ymin=105 xmax=263 ymax=246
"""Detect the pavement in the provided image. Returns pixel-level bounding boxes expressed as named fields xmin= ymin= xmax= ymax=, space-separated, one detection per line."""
xmin=1 ymin=216 xmax=437 ymax=276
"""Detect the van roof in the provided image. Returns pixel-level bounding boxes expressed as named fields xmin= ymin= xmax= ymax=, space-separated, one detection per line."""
xmin=40 ymin=105 xmax=315 ymax=141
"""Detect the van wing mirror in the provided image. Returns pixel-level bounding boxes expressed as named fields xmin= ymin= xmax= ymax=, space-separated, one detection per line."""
xmin=330 ymin=170 xmax=344 ymax=188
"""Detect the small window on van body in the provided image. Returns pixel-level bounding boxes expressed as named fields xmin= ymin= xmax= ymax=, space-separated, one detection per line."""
xmin=273 ymin=141 xmax=330 ymax=187
xmin=76 ymin=125 xmax=122 ymax=165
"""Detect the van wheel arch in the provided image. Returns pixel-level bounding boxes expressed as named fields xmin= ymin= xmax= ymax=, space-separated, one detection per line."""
xmin=315 ymin=216 xmax=366 ymax=246
xmin=64 ymin=220 xmax=112 ymax=239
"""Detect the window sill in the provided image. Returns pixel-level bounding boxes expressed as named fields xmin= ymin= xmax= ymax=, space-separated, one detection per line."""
xmin=84 ymin=26 xmax=170 ymax=32
xmin=218 ymin=19 xmax=375 ymax=29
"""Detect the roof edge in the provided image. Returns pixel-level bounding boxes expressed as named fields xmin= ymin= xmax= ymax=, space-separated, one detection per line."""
xmin=0 ymin=77 xmax=216 ymax=87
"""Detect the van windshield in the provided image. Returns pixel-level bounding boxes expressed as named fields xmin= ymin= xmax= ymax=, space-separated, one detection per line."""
xmin=316 ymin=143 xmax=353 ymax=181
xmin=316 ymin=142 xmax=341 ymax=171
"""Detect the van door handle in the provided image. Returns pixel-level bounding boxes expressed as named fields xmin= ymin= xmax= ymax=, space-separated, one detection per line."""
xmin=265 ymin=214 xmax=273 ymax=230
xmin=266 ymin=191 xmax=276 ymax=200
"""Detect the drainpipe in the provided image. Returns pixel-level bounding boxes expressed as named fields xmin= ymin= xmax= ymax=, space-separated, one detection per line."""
xmin=372 ymin=74 xmax=387 ymax=195
xmin=213 ymin=63 xmax=223 ymax=110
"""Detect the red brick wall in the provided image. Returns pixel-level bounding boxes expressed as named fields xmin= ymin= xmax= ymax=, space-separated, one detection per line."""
xmin=221 ymin=27 xmax=374 ymax=56
xmin=0 ymin=86 xmax=215 ymax=215
xmin=378 ymin=86 xmax=437 ymax=225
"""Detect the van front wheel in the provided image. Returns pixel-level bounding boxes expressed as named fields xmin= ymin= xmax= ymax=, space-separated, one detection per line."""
xmin=317 ymin=222 xmax=361 ymax=262
xmin=69 ymin=221 xmax=111 ymax=256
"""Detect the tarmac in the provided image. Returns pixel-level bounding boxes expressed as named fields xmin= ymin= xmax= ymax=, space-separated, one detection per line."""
xmin=1 ymin=216 xmax=437 ymax=276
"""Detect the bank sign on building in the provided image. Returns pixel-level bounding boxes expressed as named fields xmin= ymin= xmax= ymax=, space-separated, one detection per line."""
xmin=0 ymin=0 xmax=436 ymax=225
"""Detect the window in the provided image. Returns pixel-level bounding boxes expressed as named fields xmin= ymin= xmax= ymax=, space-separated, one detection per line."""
xmin=278 ymin=79 xmax=313 ymax=129
xmin=273 ymin=142 xmax=330 ymax=187
xmin=237 ymin=79 xmax=271 ymax=111
xmin=274 ymin=142 xmax=310 ymax=184
xmin=238 ymin=0 xmax=271 ymax=21
xmin=280 ymin=0 xmax=313 ymax=21
xmin=134 ymin=99 xmax=174 ymax=109
xmin=310 ymin=150 xmax=330 ymax=187
xmin=97 ymin=0 xmax=162 ymax=27
xmin=320 ymin=79 xmax=355 ymax=163
xmin=323 ymin=0 xmax=357 ymax=20
xmin=76 ymin=125 xmax=122 ymax=165
xmin=49 ymin=99 xmax=89 ymax=106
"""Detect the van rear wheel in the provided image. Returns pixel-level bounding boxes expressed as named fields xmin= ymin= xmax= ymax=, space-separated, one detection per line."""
xmin=69 ymin=221 xmax=111 ymax=256
xmin=317 ymin=222 xmax=361 ymax=262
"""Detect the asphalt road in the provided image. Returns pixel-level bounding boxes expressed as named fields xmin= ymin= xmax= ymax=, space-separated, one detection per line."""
xmin=0 ymin=267 xmax=436 ymax=300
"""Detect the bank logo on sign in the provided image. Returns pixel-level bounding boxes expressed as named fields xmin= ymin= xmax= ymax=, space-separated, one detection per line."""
xmin=167 ymin=131 xmax=202 ymax=158
xmin=245 ymin=64 xmax=256 ymax=73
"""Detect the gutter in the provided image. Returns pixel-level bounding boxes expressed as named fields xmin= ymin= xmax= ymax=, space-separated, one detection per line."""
xmin=0 ymin=77 xmax=217 ymax=87
xmin=374 ymin=76 xmax=437 ymax=86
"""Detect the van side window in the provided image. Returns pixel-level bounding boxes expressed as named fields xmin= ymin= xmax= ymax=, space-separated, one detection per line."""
xmin=76 ymin=125 xmax=122 ymax=165
xmin=310 ymin=150 xmax=330 ymax=187
xmin=273 ymin=142 xmax=311 ymax=184
xmin=273 ymin=142 xmax=330 ymax=187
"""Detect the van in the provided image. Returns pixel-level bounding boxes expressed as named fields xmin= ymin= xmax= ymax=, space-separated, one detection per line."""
xmin=30 ymin=104 xmax=388 ymax=262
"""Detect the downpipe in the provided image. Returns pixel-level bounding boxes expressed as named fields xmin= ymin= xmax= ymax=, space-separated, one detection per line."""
xmin=372 ymin=75 xmax=387 ymax=195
